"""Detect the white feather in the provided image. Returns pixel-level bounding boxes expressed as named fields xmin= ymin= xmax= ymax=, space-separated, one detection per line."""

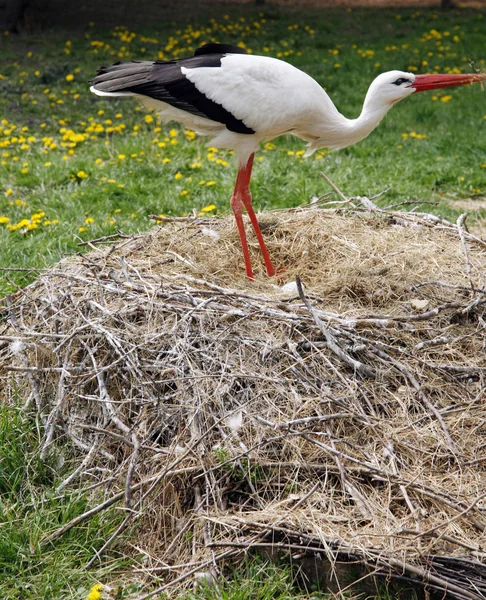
xmin=10 ymin=339 xmax=24 ymax=355
xmin=89 ymin=86 xmax=135 ymax=97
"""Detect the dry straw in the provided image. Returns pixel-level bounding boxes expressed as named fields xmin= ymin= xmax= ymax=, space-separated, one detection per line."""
xmin=1 ymin=188 xmax=486 ymax=598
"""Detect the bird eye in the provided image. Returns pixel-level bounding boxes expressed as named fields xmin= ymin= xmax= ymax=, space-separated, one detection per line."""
xmin=392 ymin=78 xmax=409 ymax=86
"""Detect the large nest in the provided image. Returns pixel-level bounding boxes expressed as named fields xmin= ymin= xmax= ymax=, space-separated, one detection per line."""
xmin=2 ymin=198 xmax=486 ymax=599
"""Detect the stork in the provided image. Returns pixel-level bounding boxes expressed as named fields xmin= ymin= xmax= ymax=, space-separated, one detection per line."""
xmin=90 ymin=43 xmax=484 ymax=279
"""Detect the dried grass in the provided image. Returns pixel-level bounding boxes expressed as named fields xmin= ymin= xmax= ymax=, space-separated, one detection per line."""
xmin=1 ymin=197 xmax=486 ymax=599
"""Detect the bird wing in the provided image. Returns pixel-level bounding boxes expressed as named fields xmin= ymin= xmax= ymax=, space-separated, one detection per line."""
xmin=90 ymin=45 xmax=255 ymax=135
xmin=181 ymin=54 xmax=339 ymax=138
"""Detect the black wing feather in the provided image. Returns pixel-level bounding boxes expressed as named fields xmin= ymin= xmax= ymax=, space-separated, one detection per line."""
xmin=194 ymin=43 xmax=248 ymax=56
xmin=91 ymin=45 xmax=255 ymax=135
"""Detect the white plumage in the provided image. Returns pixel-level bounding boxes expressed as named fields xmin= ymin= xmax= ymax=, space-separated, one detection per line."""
xmin=91 ymin=43 xmax=484 ymax=279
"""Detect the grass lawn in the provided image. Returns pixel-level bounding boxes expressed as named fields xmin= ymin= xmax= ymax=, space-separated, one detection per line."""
xmin=0 ymin=5 xmax=485 ymax=599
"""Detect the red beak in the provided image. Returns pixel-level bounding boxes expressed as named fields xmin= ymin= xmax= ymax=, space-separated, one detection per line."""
xmin=412 ymin=72 xmax=486 ymax=93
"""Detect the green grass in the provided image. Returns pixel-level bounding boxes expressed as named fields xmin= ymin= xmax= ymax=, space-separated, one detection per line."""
xmin=0 ymin=403 xmax=127 ymax=599
xmin=183 ymin=557 xmax=329 ymax=600
xmin=0 ymin=6 xmax=484 ymax=297
xmin=0 ymin=5 xmax=485 ymax=598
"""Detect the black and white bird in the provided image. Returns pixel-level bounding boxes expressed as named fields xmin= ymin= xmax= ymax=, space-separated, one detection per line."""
xmin=91 ymin=43 xmax=484 ymax=279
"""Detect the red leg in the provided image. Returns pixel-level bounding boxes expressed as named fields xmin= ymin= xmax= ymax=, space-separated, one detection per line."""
xmin=241 ymin=192 xmax=276 ymax=277
xmin=238 ymin=154 xmax=276 ymax=277
xmin=230 ymin=193 xmax=254 ymax=280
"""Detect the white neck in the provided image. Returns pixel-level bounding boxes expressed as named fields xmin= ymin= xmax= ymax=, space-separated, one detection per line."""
xmin=334 ymin=95 xmax=394 ymax=149
xmin=304 ymin=91 xmax=394 ymax=155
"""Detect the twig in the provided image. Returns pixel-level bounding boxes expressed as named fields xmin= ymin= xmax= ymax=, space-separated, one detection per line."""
xmin=319 ymin=172 xmax=351 ymax=203
xmin=296 ymin=276 xmax=376 ymax=378
xmin=40 ymin=465 xmax=200 ymax=547
xmin=132 ymin=548 xmax=239 ymax=600
xmin=77 ymin=231 xmax=131 ymax=247
xmin=456 ymin=213 xmax=474 ymax=290
xmin=40 ymin=340 xmax=72 ymax=460
xmin=366 ymin=344 xmax=457 ymax=454
xmin=416 ymin=492 xmax=486 ymax=540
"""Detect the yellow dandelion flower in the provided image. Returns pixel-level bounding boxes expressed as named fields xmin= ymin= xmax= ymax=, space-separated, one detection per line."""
xmin=0 ymin=216 xmax=9 ymax=224
xmin=169 ymin=128 xmax=178 ymax=137
xmin=200 ymin=204 xmax=216 ymax=212
xmin=65 ymin=73 xmax=74 ymax=82
xmin=440 ymin=95 xmax=452 ymax=102
xmin=85 ymin=217 xmax=94 ymax=224
xmin=86 ymin=583 xmax=103 ymax=600
xmin=77 ymin=170 xmax=88 ymax=179
xmin=174 ymin=172 xmax=183 ymax=181
xmin=79 ymin=226 xmax=87 ymax=232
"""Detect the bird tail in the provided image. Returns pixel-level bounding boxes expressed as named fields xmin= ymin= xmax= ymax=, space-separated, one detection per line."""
xmin=90 ymin=61 xmax=154 ymax=95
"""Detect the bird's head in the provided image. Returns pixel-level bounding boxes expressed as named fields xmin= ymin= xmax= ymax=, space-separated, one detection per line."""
xmin=365 ymin=69 xmax=485 ymax=112
xmin=364 ymin=70 xmax=417 ymax=110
